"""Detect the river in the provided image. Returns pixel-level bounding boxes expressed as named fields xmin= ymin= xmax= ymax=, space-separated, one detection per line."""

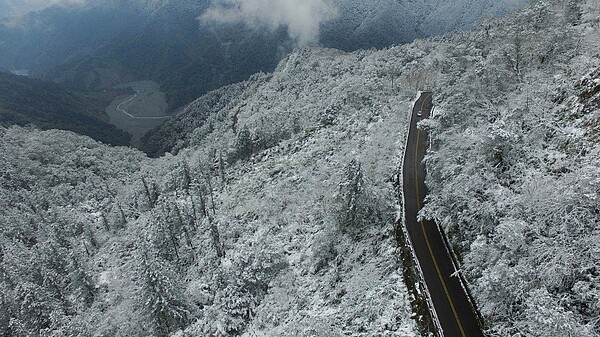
xmin=105 ymin=81 xmax=172 ymax=146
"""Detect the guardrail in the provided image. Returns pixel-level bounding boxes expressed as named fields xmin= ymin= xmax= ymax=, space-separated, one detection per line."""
xmin=427 ymin=104 xmax=486 ymax=330
xmin=397 ymin=91 xmax=443 ymax=337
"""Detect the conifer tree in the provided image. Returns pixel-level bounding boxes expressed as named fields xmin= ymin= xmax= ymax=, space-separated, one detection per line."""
xmin=68 ymin=255 xmax=96 ymax=309
xmin=337 ymin=159 xmax=366 ymax=231
xmin=235 ymin=125 xmax=253 ymax=161
xmin=138 ymin=246 xmax=189 ymax=337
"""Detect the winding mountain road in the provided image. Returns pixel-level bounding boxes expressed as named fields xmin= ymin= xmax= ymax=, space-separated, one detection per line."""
xmin=402 ymin=92 xmax=484 ymax=337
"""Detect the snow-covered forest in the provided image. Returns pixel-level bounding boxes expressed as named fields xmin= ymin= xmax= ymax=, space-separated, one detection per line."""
xmin=421 ymin=1 xmax=600 ymax=335
xmin=0 ymin=47 xmax=419 ymax=336
xmin=0 ymin=0 xmax=599 ymax=336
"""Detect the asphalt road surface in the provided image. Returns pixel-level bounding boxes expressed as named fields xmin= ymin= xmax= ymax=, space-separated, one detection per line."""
xmin=403 ymin=92 xmax=484 ymax=337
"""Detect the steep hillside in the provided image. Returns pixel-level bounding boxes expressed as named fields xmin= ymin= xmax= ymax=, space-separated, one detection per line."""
xmin=39 ymin=2 xmax=288 ymax=110
xmin=0 ymin=71 xmax=131 ymax=146
xmin=323 ymin=0 xmax=529 ymax=50
xmin=0 ymin=3 xmax=143 ymax=74
xmin=0 ymin=1 xmax=597 ymax=336
xmin=0 ymin=0 xmax=529 ymax=111
xmin=0 ymin=46 xmax=421 ymax=336
xmin=140 ymin=74 xmax=271 ymax=157
xmin=415 ymin=1 xmax=600 ymax=335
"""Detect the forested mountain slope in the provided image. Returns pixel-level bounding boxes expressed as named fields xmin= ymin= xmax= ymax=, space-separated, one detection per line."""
xmin=0 ymin=0 xmax=598 ymax=336
xmin=0 ymin=0 xmax=529 ymax=111
xmin=0 ymin=46 xmax=421 ymax=336
xmin=142 ymin=0 xmax=531 ymax=156
xmin=323 ymin=0 xmax=528 ymax=50
xmin=0 ymin=71 xmax=131 ymax=146
xmin=0 ymin=0 xmax=284 ymax=110
xmin=417 ymin=1 xmax=600 ymax=335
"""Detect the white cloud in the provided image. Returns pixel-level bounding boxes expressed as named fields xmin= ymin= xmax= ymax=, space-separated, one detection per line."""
xmin=201 ymin=0 xmax=338 ymax=46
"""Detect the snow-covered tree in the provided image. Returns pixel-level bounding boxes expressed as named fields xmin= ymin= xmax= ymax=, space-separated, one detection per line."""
xmin=137 ymin=246 xmax=189 ymax=336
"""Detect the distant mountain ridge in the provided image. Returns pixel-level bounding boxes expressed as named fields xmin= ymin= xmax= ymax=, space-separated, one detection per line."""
xmin=0 ymin=0 xmax=530 ymax=112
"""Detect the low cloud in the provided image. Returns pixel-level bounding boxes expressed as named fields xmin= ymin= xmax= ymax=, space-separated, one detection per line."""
xmin=201 ymin=0 xmax=338 ymax=45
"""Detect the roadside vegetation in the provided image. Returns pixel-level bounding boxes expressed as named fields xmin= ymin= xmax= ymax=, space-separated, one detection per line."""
xmin=0 ymin=1 xmax=598 ymax=336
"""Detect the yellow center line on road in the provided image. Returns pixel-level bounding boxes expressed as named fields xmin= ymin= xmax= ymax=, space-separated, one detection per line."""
xmin=420 ymin=93 xmax=429 ymax=116
xmin=414 ymin=94 xmax=467 ymax=337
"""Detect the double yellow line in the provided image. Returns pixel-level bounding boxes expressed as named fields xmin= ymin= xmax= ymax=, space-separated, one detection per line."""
xmin=414 ymin=94 xmax=467 ymax=337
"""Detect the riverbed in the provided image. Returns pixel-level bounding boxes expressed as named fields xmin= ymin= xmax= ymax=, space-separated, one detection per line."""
xmin=105 ymin=81 xmax=171 ymax=146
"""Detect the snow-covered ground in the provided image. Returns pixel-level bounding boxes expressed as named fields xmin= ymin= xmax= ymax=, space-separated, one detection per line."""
xmin=157 ymin=46 xmax=419 ymax=336
xmin=0 ymin=45 xmax=421 ymax=336
xmin=0 ymin=0 xmax=597 ymax=336
xmin=417 ymin=1 xmax=600 ymax=336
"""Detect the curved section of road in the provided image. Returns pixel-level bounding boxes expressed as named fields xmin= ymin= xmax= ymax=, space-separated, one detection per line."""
xmin=403 ymin=92 xmax=484 ymax=337
xmin=116 ymin=90 xmax=171 ymax=120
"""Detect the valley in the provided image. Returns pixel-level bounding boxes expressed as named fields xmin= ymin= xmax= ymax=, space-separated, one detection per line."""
xmin=0 ymin=1 xmax=598 ymax=337
xmin=105 ymin=80 xmax=171 ymax=145
xmin=0 ymin=70 xmax=131 ymax=146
